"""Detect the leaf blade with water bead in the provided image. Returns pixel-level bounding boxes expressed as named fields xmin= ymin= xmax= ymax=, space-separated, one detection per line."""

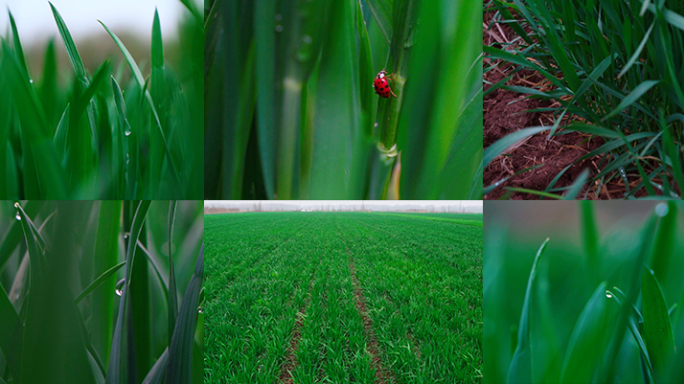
xmin=105 ymin=200 xmax=151 ymax=384
xmin=99 ymin=21 xmax=183 ymax=196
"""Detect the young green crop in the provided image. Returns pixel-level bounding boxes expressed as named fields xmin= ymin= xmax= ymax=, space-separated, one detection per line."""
xmin=0 ymin=1 xmax=203 ymax=199
xmin=205 ymin=0 xmax=482 ymax=200
xmin=484 ymin=0 xmax=684 ymax=198
xmin=485 ymin=201 xmax=684 ymax=383
xmin=0 ymin=201 xmax=204 ymax=384
xmin=204 ymin=211 xmax=483 ymax=383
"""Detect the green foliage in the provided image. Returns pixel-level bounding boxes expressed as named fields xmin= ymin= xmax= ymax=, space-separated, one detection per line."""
xmin=205 ymin=0 xmax=482 ymax=199
xmin=0 ymin=201 xmax=204 ymax=384
xmin=485 ymin=202 xmax=684 ymax=384
xmin=0 ymin=2 xmax=203 ymax=199
xmin=204 ymin=212 xmax=483 ymax=382
xmin=485 ymin=0 xmax=684 ymax=198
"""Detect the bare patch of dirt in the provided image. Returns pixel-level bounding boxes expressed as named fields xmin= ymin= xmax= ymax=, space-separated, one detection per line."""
xmin=348 ymin=258 xmax=391 ymax=384
xmin=279 ymin=266 xmax=317 ymax=384
xmin=483 ymin=6 xmax=606 ymax=199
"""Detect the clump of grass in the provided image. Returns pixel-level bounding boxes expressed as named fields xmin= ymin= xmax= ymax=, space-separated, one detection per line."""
xmin=484 ymin=0 xmax=684 ymax=199
xmin=485 ymin=202 xmax=684 ymax=383
xmin=205 ymin=0 xmax=482 ymax=200
xmin=0 ymin=200 xmax=204 ymax=384
xmin=0 ymin=1 xmax=203 ymax=199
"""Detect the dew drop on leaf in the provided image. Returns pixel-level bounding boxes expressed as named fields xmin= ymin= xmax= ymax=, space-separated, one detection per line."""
xmin=198 ymin=307 xmax=204 ymax=314
xmin=115 ymin=278 xmax=125 ymax=296
xmin=655 ymin=203 xmax=668 ymax=217
xmin=15 ymin=214 xmax=21 ymax=221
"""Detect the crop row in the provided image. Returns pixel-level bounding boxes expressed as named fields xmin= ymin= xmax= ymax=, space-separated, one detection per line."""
xmin=204 ymin=212 xmax=482 ymax=383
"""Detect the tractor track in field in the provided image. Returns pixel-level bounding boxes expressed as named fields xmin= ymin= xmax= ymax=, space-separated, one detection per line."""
xmin=336 ymin=222 xmax=394 ymax=384
xmin=279 ymin=261 xmax=319 ymax=384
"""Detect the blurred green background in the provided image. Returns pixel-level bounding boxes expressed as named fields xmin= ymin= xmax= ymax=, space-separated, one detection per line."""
xmin=205 ymin=0 xmax=482 ymax=200
xmin=0 ymin=201 xmax=204 ymax=384
xmin=0 ymin=0 xmax=203 ymax=199
xmin=484 ymin=201 xmax=684 ymax=383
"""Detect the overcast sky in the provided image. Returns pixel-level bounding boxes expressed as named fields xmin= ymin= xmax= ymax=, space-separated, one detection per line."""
xmin=0 ymin=0 xmax=193 ymax=45
xmin=205 ymin=201 xmax=483 ymax=213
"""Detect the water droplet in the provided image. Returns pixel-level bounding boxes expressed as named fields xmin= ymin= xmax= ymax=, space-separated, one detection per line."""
xmin=115 ymin=279 xmax=125 ymax=296
xmin=655 ymin=203 xmax=668 ymax=217
xmin=374 ymin=122 xmax=378 ymax=128
xmin=302 ymin=35 xmax=312 ymax=44
xmin=125 ymin=128 xmax=131 ymax=137
xmin=29 ymin=79 xmax=34 ymax=84
xmin=14 ymin=202 xmax=20 ymax=208
xmin=123 ymin=232 xmax=130 ymax=239
xmin=15 ymin=214 xmax=21 ymax=221
xmin=605 ymin=291 xmax=613 ymax=299
xmin=198 ymin=307 xmax=204 ymax=314
xmin=275 ymin=14 xmax=282 ymax=21
xmin=275 ymin=25 xmax=283 ymax=33
xmin=125 ymin=154 xmax=130 ymax=165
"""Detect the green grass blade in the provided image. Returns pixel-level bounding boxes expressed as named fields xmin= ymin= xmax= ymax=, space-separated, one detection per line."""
xmin=105 ymin=201 xmax=151 ymax=384
xmin=49 ymin=2 xmax=98 ymax=153
xmin=559 ymin=282 xmax=610 ymax=384
xmin=98 ymin=21 xmax=183 ymax=195
xmin=168 ymin=201 xmax=179 ymax=343
xmin=74 ymin=261 xmax=126 ymax=304
xmin=641 ymin=268 xmax=675 ymax=375
xmin=150 ymin=9 xmax=166 ymax=196
xmin=618 ymin=22 xmax=655 ymax=78
xmin=0 ymin=283 xmax=22 ymax=378
xmin=19 ymin=202 xmax=95 ymax=384
xmin=484 ymin=126 xmax=550 ymax=168
xmin=580 ymin=201 xmax=599 ymax=284
xmin=365 ymin=0 xmax=393 ymax=45
xmin=142 ymin=348 xmax=169 ymax=384
xmin=8 ymin=10 xmax=29 ymax=77
xmin=53 ymin=103 xmax=71 ymax=162
xmin=90 ymin=201 xmax=122 ymax=366
xmin=165 ymin=242 xmax=204 ymax=384
xmin=650 ymin=202 xmax=677 ymax=284
xmin=309 ymin=0 xmax=358 ymax=198
xmin=561 ymin=169 xmax=589 ymax=199
xmin=506 ymin=238 xmax=550 ymax=384
xmin=602 ymin=80 xmax=660 ymax=121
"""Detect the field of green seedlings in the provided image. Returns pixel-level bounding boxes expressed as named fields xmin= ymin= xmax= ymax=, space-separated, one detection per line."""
xmin=485 ymin=202 xmax=684 ymax=383
xmin=204 ymin=212 xmax=483 ymax=383
xmin=0 ymin=201 xmax=204 ymax=384
xmin=205 ymin=0 xmax=482 ymax=200
xmin=484 ymin=0 xmax=684 ymax=198
xmin=0 ymin=1 xmax=203 ymax=199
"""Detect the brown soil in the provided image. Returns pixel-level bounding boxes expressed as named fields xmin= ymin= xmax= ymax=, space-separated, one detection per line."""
xmin=348 ymin=258 xmax=391 ymax=384
xmin=483 ymin=6 xmax=605 ymax=199
xmin=279 ymin=266 xmax=317 ymax=384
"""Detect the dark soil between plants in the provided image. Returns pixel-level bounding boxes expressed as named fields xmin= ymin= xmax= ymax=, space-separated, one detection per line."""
xmin=483 ymin=8 xmax=606 ymax=199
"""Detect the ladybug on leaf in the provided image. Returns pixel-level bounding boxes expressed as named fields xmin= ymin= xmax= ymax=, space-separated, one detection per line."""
xmin=373 ymin=70 xmax=397 ymax=98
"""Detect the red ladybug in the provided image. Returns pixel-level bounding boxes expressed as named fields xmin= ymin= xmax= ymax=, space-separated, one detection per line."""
xmin=373 ymin=70 xmax=397 ymax=98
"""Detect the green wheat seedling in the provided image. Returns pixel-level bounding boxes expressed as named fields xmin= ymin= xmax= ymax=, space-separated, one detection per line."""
xmin=0 ymin=1 xmax=203 ymax=199
xmin=0 ymin=200 xmax=204 ymax=384
xmin=485 ymin=202 xmax=684 ymax=383
xmin=204 ymin=212 xmax=483 ymax=383
xmin=484 ymin=0 xmax=684 ymax=199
